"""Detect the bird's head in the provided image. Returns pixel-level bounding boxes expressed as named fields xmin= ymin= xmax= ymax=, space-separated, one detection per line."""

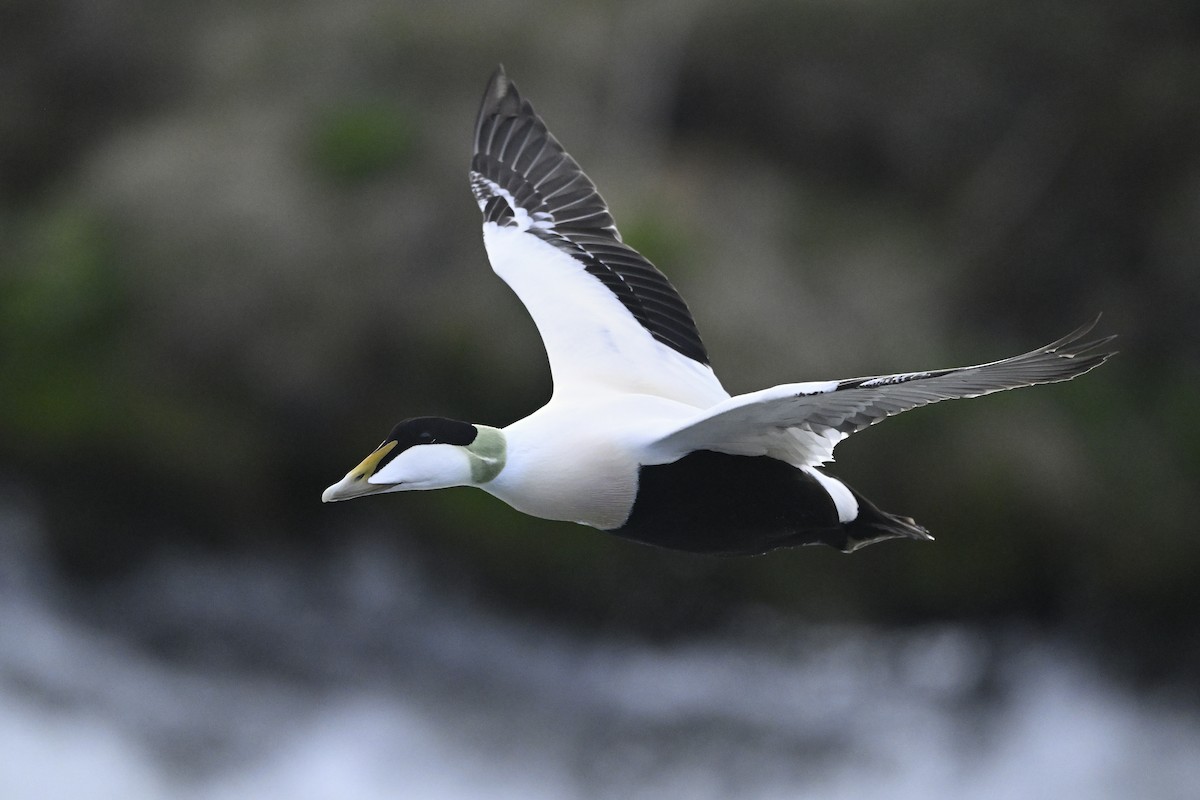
xmin=321 ymin=416 xmax=506 ymax=502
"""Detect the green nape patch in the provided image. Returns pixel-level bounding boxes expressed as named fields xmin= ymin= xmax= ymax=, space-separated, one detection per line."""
xmin=306 ymin=101 xmax=418 ymax=184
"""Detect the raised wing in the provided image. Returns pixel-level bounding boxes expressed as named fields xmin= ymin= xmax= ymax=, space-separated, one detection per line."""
xmin=650 ymin=319 xmax=1116 ymax=466
xmin=469 ymin=67 xmax=727 ymax=406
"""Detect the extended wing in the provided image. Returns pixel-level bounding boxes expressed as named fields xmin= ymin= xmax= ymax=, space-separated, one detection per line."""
xmin=650 ymin=319 xmax=1115 ymax=466
xmin=469 ymin=67 xmax=728 ymax=407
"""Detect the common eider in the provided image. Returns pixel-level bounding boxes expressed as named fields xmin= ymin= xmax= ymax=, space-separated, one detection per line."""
xmin=322 ymin=67 xmax=1114 ymax=555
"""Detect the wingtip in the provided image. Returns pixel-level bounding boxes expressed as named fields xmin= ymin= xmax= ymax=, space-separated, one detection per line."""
xmin=475 ymin=65 xmax=522 ymax=144
xmin=1043 ymin=315 xmax=1117 ymax=358
xmin=1057 ymin=315 xmax=1101 ymax=345
xmin=487 ymin=64 xmax=508 ymax=93
xmin=482 ymin=65 xmax=517 ymax=109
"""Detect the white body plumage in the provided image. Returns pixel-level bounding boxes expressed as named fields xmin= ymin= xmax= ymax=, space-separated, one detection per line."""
xmin=322 ymin=68 xmax=1113 ymax=555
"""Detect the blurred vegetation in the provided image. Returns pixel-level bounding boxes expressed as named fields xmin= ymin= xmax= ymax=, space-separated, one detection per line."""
xmin=1 ymin=208 xmax=124 ymax=445
xmin=1 ymin=0 xmax=1198 ymax=680
xmin=306 ymin=101 xmax=418 ymax=184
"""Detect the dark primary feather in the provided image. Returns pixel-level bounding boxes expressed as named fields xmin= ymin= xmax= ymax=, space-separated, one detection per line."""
xmin=655 ymin=318 xmax=1116 ymax=457
xmin=469 ymin=66 xmax=710 ymax=366
xmin=809 ymin=317 xmax=1116 ymax=437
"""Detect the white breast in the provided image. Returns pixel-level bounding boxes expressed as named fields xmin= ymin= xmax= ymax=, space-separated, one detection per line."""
xmin=483 ymin=438 xmax=637 ymax=529
xmin=483 ymin=394 xmax=700 ymax=530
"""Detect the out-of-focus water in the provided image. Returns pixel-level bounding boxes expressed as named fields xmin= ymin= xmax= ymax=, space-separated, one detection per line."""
xmin=2 ymin=492 xmax=1198 ymax=800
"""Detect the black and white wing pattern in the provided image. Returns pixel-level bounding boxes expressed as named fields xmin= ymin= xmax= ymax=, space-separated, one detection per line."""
xmin=470 ymin=67 xmax=728 ymax=406
xmin=651 ymin=319 xmax=1116 ymax=466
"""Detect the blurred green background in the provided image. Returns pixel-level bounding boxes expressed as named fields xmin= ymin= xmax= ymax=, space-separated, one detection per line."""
xmin=2 ymin=0 xmax=1198 ymax=682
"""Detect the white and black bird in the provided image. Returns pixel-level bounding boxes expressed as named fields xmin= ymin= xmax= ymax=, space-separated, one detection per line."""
xmin=322 ymin=67 xmax=1114 ymax=555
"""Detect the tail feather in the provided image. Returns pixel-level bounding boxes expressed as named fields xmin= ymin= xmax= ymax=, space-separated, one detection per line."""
xmin=829 ymin=486 xmax=933 ymax=553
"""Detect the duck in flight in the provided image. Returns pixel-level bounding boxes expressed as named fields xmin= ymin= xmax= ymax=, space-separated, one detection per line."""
xmin=322 ymin=67 xmax=1114 ymax=555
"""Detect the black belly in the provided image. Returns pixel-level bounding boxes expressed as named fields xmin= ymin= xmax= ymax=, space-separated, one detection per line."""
xmin=613 ymin=450 xmax=930 ymax=555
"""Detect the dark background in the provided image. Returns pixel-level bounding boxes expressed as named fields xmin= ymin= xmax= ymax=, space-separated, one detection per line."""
xmin=2 ymin=0 xmax=1198 ymax=688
